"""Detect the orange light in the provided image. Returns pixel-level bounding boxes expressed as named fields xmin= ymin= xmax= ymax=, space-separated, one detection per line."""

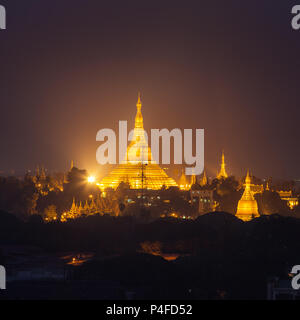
xmin=87 ymin=176 xmax=96 ymax=183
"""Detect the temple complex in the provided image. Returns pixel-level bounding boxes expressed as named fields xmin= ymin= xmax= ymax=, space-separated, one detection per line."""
xmin=61 ymin=195 xmax=120 ymax=221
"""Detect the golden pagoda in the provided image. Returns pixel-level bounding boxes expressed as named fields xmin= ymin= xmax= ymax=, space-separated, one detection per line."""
xmin=99 ymin=94 xmax=178 ymax=190
xmin=200 ymin=170 xmax=207 ymax=186
xmin=217 ymin=150 xmax=228 ymax=179
xmin=236 ymin=170 xmax=259 ymax=221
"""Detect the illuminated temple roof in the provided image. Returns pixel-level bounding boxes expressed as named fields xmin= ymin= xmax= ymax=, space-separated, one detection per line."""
xmin=99 ymin=94 xmax=178 ymax=190
xmin=236 ymin=170 xmax=259 ymax=221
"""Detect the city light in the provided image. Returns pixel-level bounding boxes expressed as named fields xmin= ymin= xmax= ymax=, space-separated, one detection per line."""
xmin=87 ymin=176 xmax=96 ymax=183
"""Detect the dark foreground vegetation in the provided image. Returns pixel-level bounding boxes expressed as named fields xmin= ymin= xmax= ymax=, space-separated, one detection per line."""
xmin=0 ymin=210 xmax=300 ymax=299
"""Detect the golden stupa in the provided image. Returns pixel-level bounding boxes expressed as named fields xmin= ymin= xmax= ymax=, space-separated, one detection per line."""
xmin=99 ymin=94 xmax=178 ymax=190
xmin=179 ymin=169 xmax=190 ymax=190
xmin=236 ymin=170 xmax=259 ymax=221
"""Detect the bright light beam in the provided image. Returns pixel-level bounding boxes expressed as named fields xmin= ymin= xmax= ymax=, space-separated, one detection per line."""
xmin=87 ymin=176 xmax=96 ymax=183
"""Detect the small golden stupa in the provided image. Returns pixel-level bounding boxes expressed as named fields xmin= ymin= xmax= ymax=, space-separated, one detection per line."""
xmin=236 ymin=170 xmax=259 ymax=221
xmin=99 ymin=94 xmax=178 ymax=190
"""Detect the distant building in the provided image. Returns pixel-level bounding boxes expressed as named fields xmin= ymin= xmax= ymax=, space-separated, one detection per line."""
xmin=277 ymin=190 xmax=299 ymax=210
xmin=250 ymin=184 xmax=264 ymax=194
xmin=190 ymin=189 xmax=216 ymax=214
xmin=267 ymin=277 xmax=300 ymax=300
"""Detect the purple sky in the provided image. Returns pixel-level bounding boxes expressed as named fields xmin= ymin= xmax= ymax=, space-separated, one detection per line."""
xmin=0 ymin=0 xmax=299 ymax=180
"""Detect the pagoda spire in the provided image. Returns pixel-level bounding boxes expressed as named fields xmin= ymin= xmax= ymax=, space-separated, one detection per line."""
xmin=70 ymin=197 xmax=77 ymax=215
xmin=135 ymin=92 xmax=144 ymax=129
xmin=137 ymin=91 xmax=141 ymax=106
xmin=217 ymin=150 xmax=228 ymax=179
xmin=245 ymin=169 xmax=251 ymax=186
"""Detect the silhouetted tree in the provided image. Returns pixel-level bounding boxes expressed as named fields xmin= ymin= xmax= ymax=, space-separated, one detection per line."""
xmin=256 ymin=190 xmax=288 ymax=215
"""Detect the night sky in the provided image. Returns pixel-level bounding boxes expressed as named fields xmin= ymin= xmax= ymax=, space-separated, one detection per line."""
xmin=0 ymin=0 xmax=299 ymax=180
